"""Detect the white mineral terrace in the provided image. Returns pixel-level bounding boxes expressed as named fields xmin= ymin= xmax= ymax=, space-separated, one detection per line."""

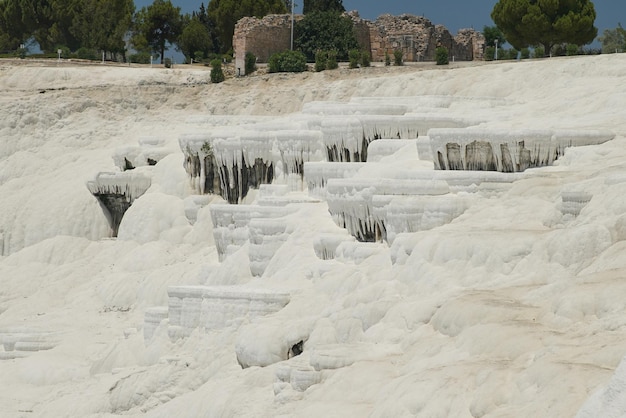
xmin=301 ymin=101 xmax=409 ymax=115
xmin=166 ymin=286 xmax=290 ymax=339
xmin=4 ymin=55 xmax=626 ymax=417
xmin=349 ymin=95 xmax=512 ymax=111
xmin=429 ymin=128 xmax=615 ymax=172
xmin=112 ymin=136 xmax=172 ymax=171
xmin=325 ymin=177 xmax=451 ymax=242
xmin=209 ymin=204 xmax=295 ymax=262
xmin=85 ymin=171 xmax=152 ymax=202
xmin=0 ymin=328 xmax=59 ymax=360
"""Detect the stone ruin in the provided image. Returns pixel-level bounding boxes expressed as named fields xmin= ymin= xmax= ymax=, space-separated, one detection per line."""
xmin=233 ymin=11 xmax=485 ymax=69
xmin=233 ymin=14 xmax=303 ymax=75
xmin=369 ymin=14 xmax=484 ymax=62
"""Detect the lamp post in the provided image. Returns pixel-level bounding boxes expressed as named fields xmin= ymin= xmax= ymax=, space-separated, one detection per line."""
xmin=494 ymin=39 xmax=498 ymax=60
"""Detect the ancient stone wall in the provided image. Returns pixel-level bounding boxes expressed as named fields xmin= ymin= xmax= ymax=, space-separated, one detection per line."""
xmin=456 ymin=29 xmax=486 ymax=61
xmin=234 ymin=14 xmax=299 ymax=74
xmin=368 ymin=14 xmax=483 ymax=62
xmin=345 ymin=11 xmax=372 ymax=56
xmin=233 ymin=12 xmax=484 ymax=67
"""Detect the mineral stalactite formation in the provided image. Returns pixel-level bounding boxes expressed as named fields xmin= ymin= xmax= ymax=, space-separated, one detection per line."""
xmin=86 ymin=172 xmax=151 ymax=236
xmin=429 ymin=128 xmax=615 ymax=172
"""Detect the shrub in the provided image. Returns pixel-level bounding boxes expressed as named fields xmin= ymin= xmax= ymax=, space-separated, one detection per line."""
xmin=210 ymin=59 xmax=225 ymax=83
xmin=55 ymin=45 xmax=70 ymax=58
xmin=314 ymin=50 xmax=326 ymax=72
xmin=164 ymin=57 xmax=172 ymax=68
xmin=361 ymin=51 xmax=371 ymax=67
xmin=130 ymin=52 xmax=151 ymax=64
xmin=484 ymin=46 xmax=495 ymax=61
xmin=505 ymin=48 xmax=519 ymax=60
xmin=76 ymin=47 xmax=98 ymax=61
xmin=520 ymin=48 xmax=531 ymax=59
xmin=533 ymin=46 xmax=545 ymax=58
xmin=193 ymin=50 xmax=205 ymax=62
xmin=268 ymin=50 xmax=308 ymax=73
xmin=435 ymin=46 xmax=449 ymax=65
xmin=16 ymin=46 xmax=27 ymax=59
xmin=582 ymin=47 xmax=601 ymax=55
xmin=566 ymin=44 xmax=580 ymax=56
xmin=326 ymin=50 xmax=338 ymax=70
xmin=245 ymin=52 xmax=257 ymax=75
xmin=393 ymin=49 xmax=403 ymax=66
xmin=348 ymin=49 xmax=360 ymax=69
xmin=384 ymin=52 xmax=391 ymax=66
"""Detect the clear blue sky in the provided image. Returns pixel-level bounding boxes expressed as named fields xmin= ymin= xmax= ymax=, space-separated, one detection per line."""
xmin=134 ymin=0 xmax=624 ymax=38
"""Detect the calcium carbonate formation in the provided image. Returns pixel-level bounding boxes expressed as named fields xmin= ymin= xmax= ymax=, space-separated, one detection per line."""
xmin=79 ymin=93 xmax=616 ymax=384
xmin=86 ymin=171 xmax=152 ymax=236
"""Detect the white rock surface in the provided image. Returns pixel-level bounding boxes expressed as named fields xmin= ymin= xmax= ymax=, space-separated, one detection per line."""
xmin=1 ymin=56 xmax=626 ymax=418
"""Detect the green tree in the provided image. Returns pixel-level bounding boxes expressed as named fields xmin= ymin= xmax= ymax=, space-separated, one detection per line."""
xmin=598 ymin=24 xmax=626 ymax=54
xmin=134 ymin=0 xmax=183 ymax=63
xmin=18 ymin=0 xmax=82 ymax=52
xmin=294 ymin=10 xmax=358 ymax=61
xmin=71 ymin=0 xmax=134 ymax=60
xmin=491 ymin=0 xmax=598 ymax=56
xmin=178 ymin=16 xmax=213 ymax=62
xmin=302 ymin=0 xmax=345 ymax=14
xmin=207 ymin=0 xmax=286 ymax=54
xmin=195 ymin=2 xmax=220 ymax=54
xmin=0 ymin=0 xmax=29 ymax=50
xmin=483 ymin=25 xmax=506 ymax=47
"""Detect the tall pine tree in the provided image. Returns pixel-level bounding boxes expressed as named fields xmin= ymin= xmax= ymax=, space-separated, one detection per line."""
xmin=491 ymin=0 xmax=597 ymax=56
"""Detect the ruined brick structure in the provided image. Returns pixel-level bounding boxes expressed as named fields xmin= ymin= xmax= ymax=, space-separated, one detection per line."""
xmin=368 ymin=14 xmax=484 ymax=62
xmin=233 ymin=14 xmax=303 ymax=75
xmin=233 ymin=12 xmax=484 ymax=68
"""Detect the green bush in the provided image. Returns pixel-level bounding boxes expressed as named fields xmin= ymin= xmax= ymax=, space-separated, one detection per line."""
xmin=55 ymin=45 xmax=70 ymax=58
xmin=393 ymin=49 xmax=403 ymax=66
xmin=435 ymin=46 xmax=449 ymax=65
xmin=314 ymin=50 xmax=326 ymax=72
xmin=384 ymin=52 xmax=391 ymax=66
xmin=210 ymin=59 xmax=225 ymax=83
xmin=326 ymin=50 xmax=338 ymax=70
xmin=164 ymin=57 xmax=172 ymax=68
xmin=582 ymin=47 xmax=601 ymax=55
xmin=268 ymin=50 xmax=307 ymax=73
xmin=245 ymin=52 xmax=257 ymax=75
xmin=566 ymin=44 xmax=580 ymax=56
xmin=505 ymin=48 xmax=519 ymax=60
xmin=361 ymin=51 xmax=371 ymax=67
xmin=348 ymin=49 xmax=360 ymax=69
xmin=484 ymin=46 xmax=495 ymax=61
xmin=193 ymin=50 xmax=205 ymax=62
xmin=130 ymin=52 xmax=151 ymax=64
xmin=533 ymin=46 xmax=545 ymax=58
xmin=76 ymin=47 xmax=98 ymax=61
xmin=16 ymin=47 xmax=27 ymax=59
